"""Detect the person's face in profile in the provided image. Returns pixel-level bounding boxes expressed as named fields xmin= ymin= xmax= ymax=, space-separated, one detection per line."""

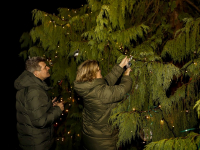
xmin=34 ymin=62 xmax=50 ymax=80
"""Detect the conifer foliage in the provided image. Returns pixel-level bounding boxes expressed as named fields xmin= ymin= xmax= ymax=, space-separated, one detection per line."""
xmin=19 ymin=0 xmax=200 ymax=149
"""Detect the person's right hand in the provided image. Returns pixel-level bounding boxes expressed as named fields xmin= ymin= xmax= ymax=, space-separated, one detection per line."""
xmin=124 ymin=67 xmax=132 ymax=76
xmin=119 ymin=56 xmax=130 ymax=68
xmin=52 ymin=97 xmax=58 ymax=106
xmin=56 ymin=102 xmax=64 ymax=111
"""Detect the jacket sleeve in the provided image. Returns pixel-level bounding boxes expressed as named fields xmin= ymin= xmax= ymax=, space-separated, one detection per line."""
xmin=25 ymin=89 xmax=62 ymax=128
xmin=104 ymin=65 xmax=124 ymax=86
xmin=98 ymin=75 xmax=133 ymax=104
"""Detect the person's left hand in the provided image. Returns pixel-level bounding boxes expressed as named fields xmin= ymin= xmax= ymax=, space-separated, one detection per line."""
xmin=124 ymin=67 xmax=132 ymax=76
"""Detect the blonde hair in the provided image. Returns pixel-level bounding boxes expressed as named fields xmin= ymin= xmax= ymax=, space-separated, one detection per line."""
xmin=76 ymin=60 xmax=99 ymax=82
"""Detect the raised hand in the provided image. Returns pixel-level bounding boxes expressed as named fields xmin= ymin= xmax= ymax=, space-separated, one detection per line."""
xmin=119 ymin=56 xmax=130 ymax=68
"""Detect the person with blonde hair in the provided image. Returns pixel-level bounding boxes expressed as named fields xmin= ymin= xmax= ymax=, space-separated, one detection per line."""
xmin=74 ymin=56 xmax=133 ymax=150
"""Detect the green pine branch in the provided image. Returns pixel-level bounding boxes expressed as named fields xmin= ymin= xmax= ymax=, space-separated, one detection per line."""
xmin=144 ymin=132 xmax=200 ymax=150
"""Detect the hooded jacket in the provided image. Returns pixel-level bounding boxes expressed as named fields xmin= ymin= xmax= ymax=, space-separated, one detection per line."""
xmin=74 ymin=65 xmax=133 ymax=150
xmin=14 ymin=70 xmax=62 ymax=150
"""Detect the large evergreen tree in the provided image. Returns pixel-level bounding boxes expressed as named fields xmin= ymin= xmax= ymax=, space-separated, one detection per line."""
xmin=19 ymin=0 xmax=200 ymax=149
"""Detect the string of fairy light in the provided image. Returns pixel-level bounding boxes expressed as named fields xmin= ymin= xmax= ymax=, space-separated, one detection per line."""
xmin=122 ymin=74 xmax=200 ymax=143
xmin=52 ymin=74 xmax=199 ymax=143
xmin=52 ymin=85 xmax=82 ymax=141
xmin=47 ymin=51 xmax=199 ymax=143
xmin=43 ymin=7 xmax=85 ymax=140
xmin=41 ymin=1 xmax=200 ymax=71
xmin=34 ymin=4 xmax=200 ymax=144
xmin=43 ymin=4 xmax=92 ymax=29
xmin=122 ymin=103 xmax=198 ymax=143
xmin=41 ymin=6 xmax=90 ymax=142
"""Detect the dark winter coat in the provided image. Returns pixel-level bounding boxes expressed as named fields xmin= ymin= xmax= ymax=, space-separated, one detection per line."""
xmin=14 ymin=70 xmax=62 ymax=150
xmin=74 ymin=65 xmax=133 ymax=150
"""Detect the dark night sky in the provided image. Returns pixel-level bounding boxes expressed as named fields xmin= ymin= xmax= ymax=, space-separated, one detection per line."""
xmin=5 ymin=1 xmax=87 ymax=149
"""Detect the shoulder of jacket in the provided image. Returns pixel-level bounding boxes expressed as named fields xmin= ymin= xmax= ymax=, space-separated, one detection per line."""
xmin=26 ymin=85 xmax=42 ymax=90
xmin=26 ymin=85 xmax=46 ymax=95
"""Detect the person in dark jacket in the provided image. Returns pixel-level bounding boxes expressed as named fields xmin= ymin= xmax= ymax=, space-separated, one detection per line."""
xmin=74 ymin=56 xmax=133 ymax=150
xmin=14 ymin=57 xmax=64 ymax=150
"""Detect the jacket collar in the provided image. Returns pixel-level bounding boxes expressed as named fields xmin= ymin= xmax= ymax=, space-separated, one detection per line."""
xmin=28 ymin=71 xmax=52 ymax=90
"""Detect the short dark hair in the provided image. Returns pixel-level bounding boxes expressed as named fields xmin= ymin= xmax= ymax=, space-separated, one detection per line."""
xmin=25 ymin=57 xmax=46 ymax=73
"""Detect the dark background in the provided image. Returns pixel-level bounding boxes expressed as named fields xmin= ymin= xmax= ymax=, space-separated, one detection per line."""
xmin=5 ymin=1 xmax=86 ymax=149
